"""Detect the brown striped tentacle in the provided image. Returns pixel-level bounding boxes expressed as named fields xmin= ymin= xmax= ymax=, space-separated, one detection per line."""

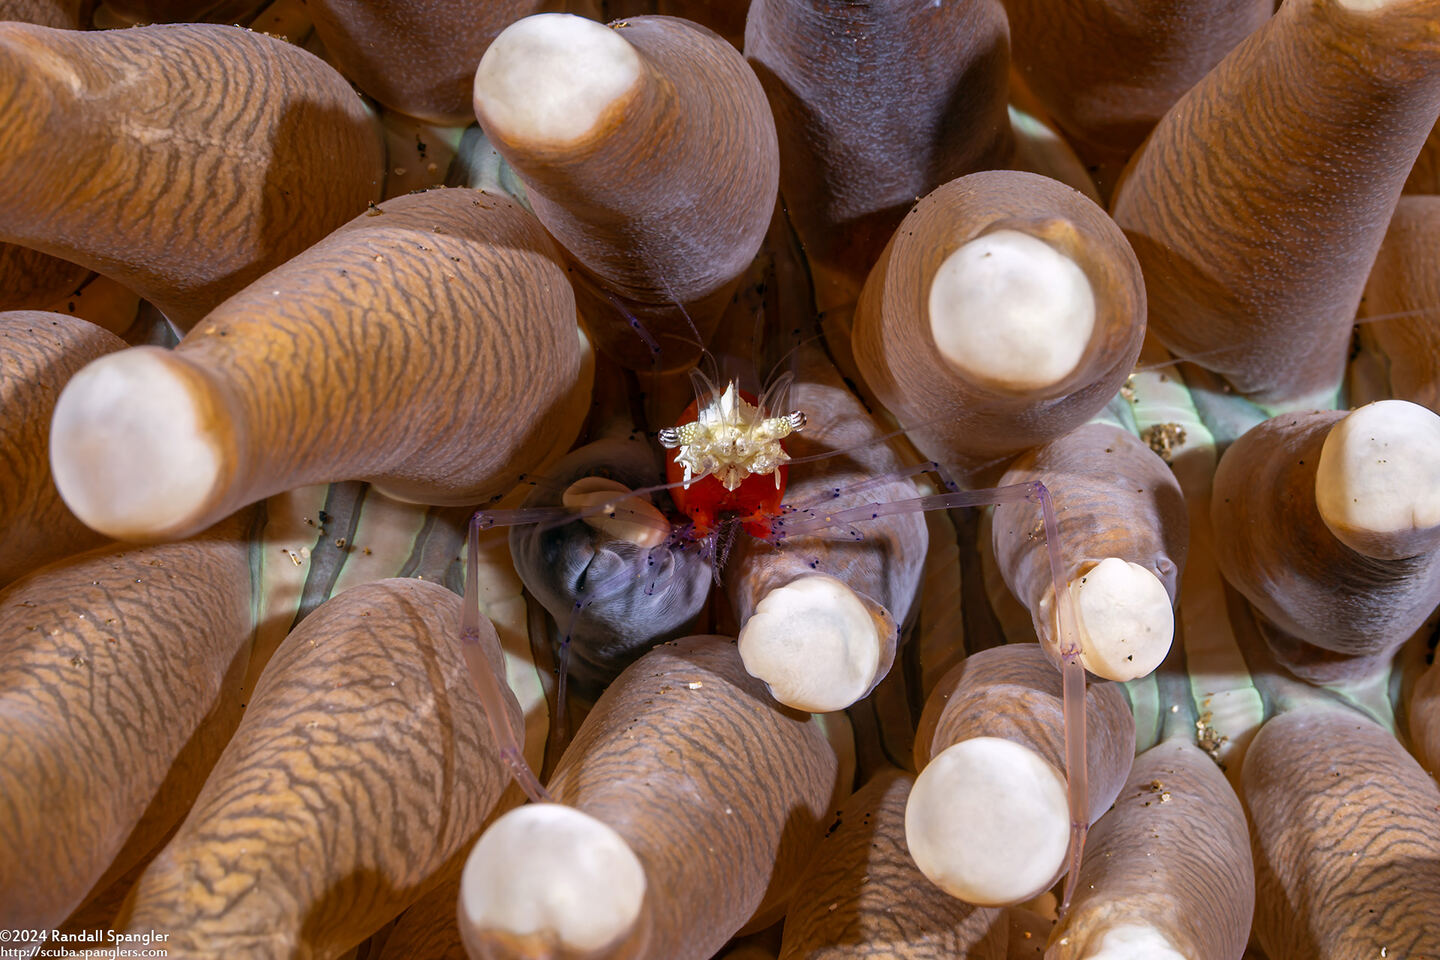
xmin=993 ymin=423 xmax=1187 ymax=681
xmin=1244 ymin=708 xmax=1440 ymax=959
xmin=1111 ymin=0 xmax=1440 ymax=409
xmin=119 ymin=578 xmax=520 ymax=956
xmin=0 ymin=312 xmax=123 ymax=586
xmin=744 ymin=0 xmax=1013 ymax=308
xmin=0 ymin=22 xmax=383 ymax=329
xmin=777 ymin=769 xmax=1006 ymax=960
xmin=1003 ymin=0 xmax=1270 ymax=193
xmin=727 ymin=341 xmax=928 ymax=713
xmin=1357 ymin=195 xmax=1440 ymax=411
xmin=0 ymin=246 xmax=89 ymax=311
xmin=49 ymin=188 xmax=586 ymax=543
xmin=1048 ymin=739 xmax=1253 ymax=960
xmin=473 ymin=14 xmax=779 ymax=371
xmin=851 ymin=170 xmax=1145 ymax=484
xmin=308 ymin=0 xmax=544 ymax=123
xmin=0 ymin=513 xmax=254 ymax=928
xmin=460 ymin=636 xmax=838 ymax=960
xmin=1210 ymin=405 xmax=1440 ymax=678
xmin=908 ymin=644 xmax=1133 ymax=907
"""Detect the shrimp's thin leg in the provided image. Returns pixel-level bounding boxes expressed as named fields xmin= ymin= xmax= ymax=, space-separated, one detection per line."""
xmin=780 ymin=461 xmax=943 ymax=515
xmin=657 ymin=271 xmax=708 ymax=355
xmin=765 ymin=481 xmax=1029 ymax=539
xmin=462 ymin=511 xmax=552 ymax=803
xmin=475 ymin=475 xmax=716 ymax=542
xmin=554 ymin=597 xmax=587 ymax=745
xmin=1033 ymin=481 xmax=1088 ymax=914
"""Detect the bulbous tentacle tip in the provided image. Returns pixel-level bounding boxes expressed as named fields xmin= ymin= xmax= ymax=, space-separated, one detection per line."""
xmin=906 ymin=736 xmax=1070 ymax=908
xmin=460 ymin=804 xmax=647 ymax=959
xmin=1064 ymin=557 xmax=1174 ymax=682
xmin=49 ymin=346 xmax=228 ymax=543
xmin=1315 ymin=398 xmax=1440 ymax=560
xmin=928 ymin=229 xmax=1097 ymax=393
xmin=473 ymin=13 xmax=642 ymax=149
xmin=560 ymin=476 xmax=670 ymax=548
xmin=737 ymin=574 xmax=892 ymax=713
xmin=1064 ymin=924 xmax=1189 ymax=960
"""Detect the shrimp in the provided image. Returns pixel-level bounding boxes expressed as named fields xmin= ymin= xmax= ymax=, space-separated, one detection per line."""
xmin=656 ymin=372 xmax=806 ymax=530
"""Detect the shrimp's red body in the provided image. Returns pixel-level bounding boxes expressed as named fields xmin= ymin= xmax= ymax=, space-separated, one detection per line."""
xmin=659 ymin=383 xmax=806 ymax=540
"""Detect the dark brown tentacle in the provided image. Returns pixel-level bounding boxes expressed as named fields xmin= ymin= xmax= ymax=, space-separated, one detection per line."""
xmin=744 ymin=0 xmax=1013 ymax=308
xmin=1112 ymin=0 xmax=1440 ymax=408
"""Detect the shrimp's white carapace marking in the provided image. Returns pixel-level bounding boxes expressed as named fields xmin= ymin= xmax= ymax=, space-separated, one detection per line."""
xmin=657 ymin=381 xmax=807 ymax=491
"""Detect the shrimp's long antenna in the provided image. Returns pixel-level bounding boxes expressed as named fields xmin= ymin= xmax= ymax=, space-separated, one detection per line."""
xmin=1353 ymin=306 xmax=1440 ymax=326
xmin=778 ymin=411 xmax=1005 ymax=469
xmin=760 ymin=331 xmax=827 ymax=395
xmin=780 ymin=460 xmax=940 ymax=515
xmin=1128 ymin=308 xmax=1440 ymax=378
xmin=462 ymin=511 xmax=552 ymax=803
xmin=597 ymin=287 xmax=666 ymax=359
xmin=768 ymin=479 xmax=1024 ymax=538
xmin=658 ymin=269 xmax=708 ymax=360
